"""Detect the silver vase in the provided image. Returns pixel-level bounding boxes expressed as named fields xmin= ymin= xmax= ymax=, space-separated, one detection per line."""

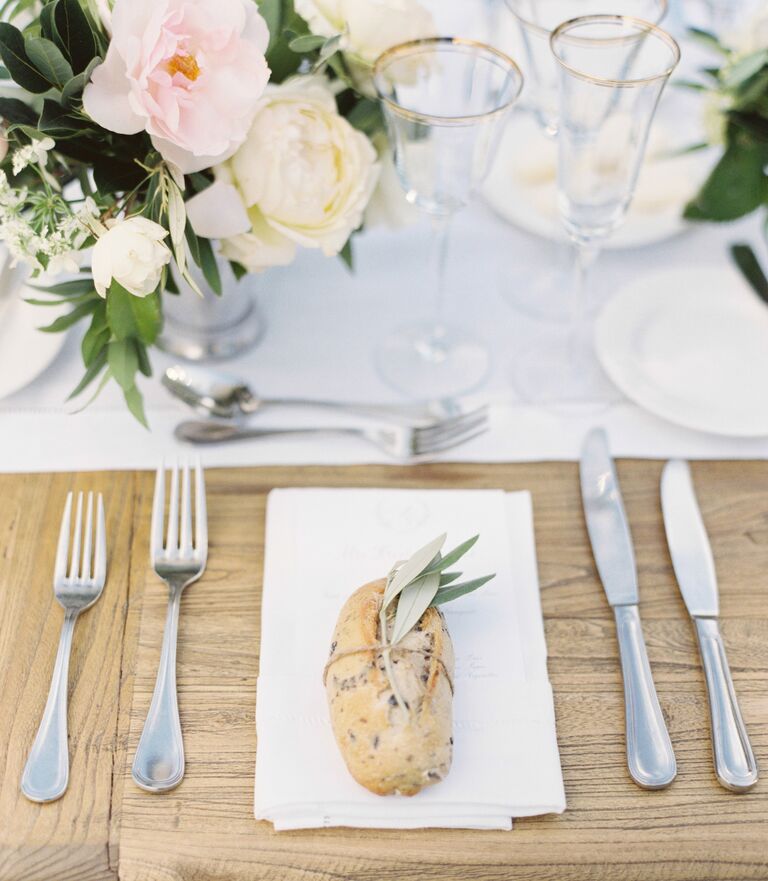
xmin=158 ymin=255 xmax=264 ymax=362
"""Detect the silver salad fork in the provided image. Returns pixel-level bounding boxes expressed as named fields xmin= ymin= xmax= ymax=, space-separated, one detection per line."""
xmin=21 ymin=491 xmax=107 ymax=803
xmin=132 ymin=458 xmax=208 ymax=793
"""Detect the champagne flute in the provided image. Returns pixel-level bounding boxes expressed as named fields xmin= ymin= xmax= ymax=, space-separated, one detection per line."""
xmin=497 ymin=0 xmax=667 ymax=323
xmin=373 ymin=38 xmax=523 ymax=399
xmin=511 ymin=14 xmax=680 ymax=404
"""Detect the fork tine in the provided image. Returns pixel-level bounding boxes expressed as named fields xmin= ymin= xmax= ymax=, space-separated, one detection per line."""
xmin=415 ymin=406 xmax=489 ymax=438
xmin=151 ymin=462 xmax=165 ymax=557
xmin=417 ymin=427 xmax=487 ymax=457
xmin=54 ymin=492 xmax=73 ymax=582
xmin=81 ymin=492 xmax=94 ymax=581
xmin=418 ymin=413 xmax=488 ymax=448
xmin=179 ymin=459 xmax=192 ymax=555
xmin=194 ymin=456 xmax=207 ymax=557
xmin=68 ymin=492 xmax=84 ymax=581
xmin=93 ymin=494 xmax=107 ymax=585
xmin=166 ymin=460 xmax=179 ymax=552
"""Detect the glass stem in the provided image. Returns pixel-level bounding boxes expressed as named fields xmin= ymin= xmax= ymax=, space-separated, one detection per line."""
xmin=421 ymin=212 xmax=453 ymax=361
xmin=569 ymin=240 xmax=600 ymax=368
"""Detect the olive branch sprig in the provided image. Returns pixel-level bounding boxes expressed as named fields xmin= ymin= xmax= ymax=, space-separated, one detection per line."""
xmin=378 ymin=533 xmax=494 ymax=711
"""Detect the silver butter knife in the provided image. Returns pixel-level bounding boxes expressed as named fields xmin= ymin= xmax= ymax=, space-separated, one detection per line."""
xmin=661 ymin=459 xmax=758 ymax=793
xmin=580 ymin=428 xmax=676 ymax=789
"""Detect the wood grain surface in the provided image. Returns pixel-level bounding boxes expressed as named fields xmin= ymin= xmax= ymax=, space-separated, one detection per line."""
xmin=0 ymin=462 xmax=766 ymax=881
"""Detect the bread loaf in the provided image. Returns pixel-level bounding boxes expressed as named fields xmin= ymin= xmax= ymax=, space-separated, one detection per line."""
xmin=324 ymin=578 xmax=455 ymax=796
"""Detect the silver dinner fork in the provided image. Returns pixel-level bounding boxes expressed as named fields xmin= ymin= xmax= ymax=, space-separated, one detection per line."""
xmin=132 ymin=459 xmax=207 ymax=793
xmin=174 ymin=406 xmax=490 ymax=459
xmin=21 ymin=491 xmax=107 ymax=803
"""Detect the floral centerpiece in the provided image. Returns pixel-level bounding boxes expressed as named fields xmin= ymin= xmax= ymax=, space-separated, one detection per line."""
xmin=0 ymin=0 xmax=434 ymax=422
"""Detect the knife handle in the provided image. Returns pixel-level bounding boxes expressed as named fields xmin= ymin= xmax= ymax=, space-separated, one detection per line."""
xmin=694 ymin=617 xmax=758 ymax=792
xmin=614 ymin=605 xmax=677 ymax=789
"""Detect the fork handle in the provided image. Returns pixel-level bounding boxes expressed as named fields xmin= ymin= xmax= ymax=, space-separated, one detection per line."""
xmin=21 ymin=609 xmax=78 ymax=802
xmin=132 ymin=587 xmax=185 ymax=792
xmin=175 ymin=421 xmax=360 ymax=445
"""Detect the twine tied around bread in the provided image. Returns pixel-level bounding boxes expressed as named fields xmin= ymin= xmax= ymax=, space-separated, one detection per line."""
xmin=323 ymin=644 xmax=454 ymax=695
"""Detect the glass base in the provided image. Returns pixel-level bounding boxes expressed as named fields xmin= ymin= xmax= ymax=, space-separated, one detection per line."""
xmin=499 ymin=248 xmax=605 ymax=325
xmin=509 ymin=327 xmax=622 ymax=409
xmin=376 ymin=321 xmax=491 ymax=399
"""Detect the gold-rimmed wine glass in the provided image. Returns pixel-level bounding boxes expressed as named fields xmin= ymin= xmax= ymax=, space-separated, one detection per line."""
xmin=510 ymin=14 xmax=680 ymax=405
xmin=373 ymin=37 xmax=524 ymax=399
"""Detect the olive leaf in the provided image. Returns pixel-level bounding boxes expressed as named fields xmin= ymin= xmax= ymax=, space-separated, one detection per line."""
xmin=382 ymin=532 xmax=446 ymax=610
xmin=390 ymin=571 xmax=441 ymax=645
xmin=430 ymin=575 xmax=496 ymax=608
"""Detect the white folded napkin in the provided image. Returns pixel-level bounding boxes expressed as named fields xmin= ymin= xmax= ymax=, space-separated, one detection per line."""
xmin=254 ymin=488 xmax=566 ymax=830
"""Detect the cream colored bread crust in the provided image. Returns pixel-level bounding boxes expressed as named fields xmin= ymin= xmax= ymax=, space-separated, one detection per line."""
xmin=325 ymin=579 xmax=455 ymax=796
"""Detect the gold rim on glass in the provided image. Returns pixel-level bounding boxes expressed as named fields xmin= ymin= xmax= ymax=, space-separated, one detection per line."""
xmin=373 ymin=37 xmax=524 ymax=127
xmin=549 ymin=15 xmax=680 ymax=87
xmin=504 ymin=0 xmax=668 ymax=37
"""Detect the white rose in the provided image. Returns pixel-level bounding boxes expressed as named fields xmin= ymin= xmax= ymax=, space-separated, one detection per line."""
xmin=186 ymin=78 xmax=379 ymax=271
xmin=92 ymin=216 xmax=171 ymax=298
xmin=295 ymin=0 xmax=435 ymax=65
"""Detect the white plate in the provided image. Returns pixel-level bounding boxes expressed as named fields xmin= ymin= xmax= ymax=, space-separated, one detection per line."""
xmin=482 ymin=114 xmax=711 ymax=250
xmin=595 ymin=266 xmax=768 ymax=437
xmin=0 ymin=281 xmax=67 ymax=400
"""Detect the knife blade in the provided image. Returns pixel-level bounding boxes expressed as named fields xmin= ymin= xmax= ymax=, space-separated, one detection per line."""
xmin=580 ymin=428 xmax=676 ymax=790
xmin=661 ymin=460 xmax=758 ymax=792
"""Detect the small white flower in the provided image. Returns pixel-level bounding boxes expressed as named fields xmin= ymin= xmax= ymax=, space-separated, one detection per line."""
xmin=11 ymin=137 xmax=55 ymax=175
xmin=91 ymin=216 xmax=171 ymax=298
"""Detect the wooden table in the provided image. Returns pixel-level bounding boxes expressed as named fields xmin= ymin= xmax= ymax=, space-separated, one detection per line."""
xmin=1 ymin=462 xmax=766 ymax=881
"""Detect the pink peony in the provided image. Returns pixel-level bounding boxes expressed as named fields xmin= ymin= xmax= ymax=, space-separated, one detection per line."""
xmin=83 ymin=0 xmax=271 ymax=173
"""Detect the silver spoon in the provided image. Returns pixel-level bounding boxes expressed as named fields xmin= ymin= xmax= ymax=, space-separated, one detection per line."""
xmin=162 ymin=365 xmax=464 ymax=425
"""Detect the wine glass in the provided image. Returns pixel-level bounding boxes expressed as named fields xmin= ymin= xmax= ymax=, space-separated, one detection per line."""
xmin=373 ymin=38 xmax=523 ymax=399
xmin=497 ymin=0 xmax=668 ymax=323
xmin=503 ymin=0 xmax=667 ymax=137
xmin=510 ymin=14 xmax=680 ymax=404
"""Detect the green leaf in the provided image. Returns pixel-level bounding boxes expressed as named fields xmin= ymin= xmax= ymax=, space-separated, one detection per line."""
xmin=684 ymin=138 xmax=768 ymax=222
xmin=123 ymin=384 xmax=148 ymax=428
xmin=722 ymin=49 xmax=768 ymax=90
xmin=0 ymin=21 xmax=52 ymax=92
xmin=106 ymin=282 xmax=162 ymax=343
xmin=423 ymin=535 xmax=479 ymax=576
xmin=67 ymin=346 xmax=106 ymax=399
xmin=135 ymin=340 xmax=152 ymax=377
xmin=382 ymin=533 xmax=446 ymax=610
xmin=289 ymin=33 xmax=325 ymax=52
xmin=430 ymin=574 xmax=495 ymax=608
xmin=728 ymin=110 xmax=768 ymax=142
xmin=198 ymin=235 xmax=222 ymax=295
xmin=37 ymin=299 xmax=96 ymax=332
xmin=338 ymin=238 xmax=353 ymax=271
xmin=346 ymin=98 xmax=383 ymax=137
xmin=81 ymin=305 xmax=108 ymax=366
xmin=687 ymin=27 xmax=730 ymax=56
xmin=39 ymin=1 xmax=59 ymax=44
xmin=107 ymin=337 xmax=138 ymax=391
xmin=438 ymin=571 xmax=462 ymax=586
xmin=184 ymin=220 xmax=202 ymax=266
xmin=0 ymin=96 xmax=37 ymax=125
xmin=731 ymin=243 xmax=768 ymax=306
xmin=25 ymin=36 xmax=72 ymax=87
xmin=257 ymin=0 xmax=281 ymax=52
xmin=390 ymin=571 xmax=441 ymax=645
xmin=230 ymin=260 xmax=247 ymax=281
xmin=38 ymin=97 xmax=90 ymax=135
xmin=54 ymin=0 xmax=96 ymax=73
xmin=31 ymin=277 xmax=97 ymax=296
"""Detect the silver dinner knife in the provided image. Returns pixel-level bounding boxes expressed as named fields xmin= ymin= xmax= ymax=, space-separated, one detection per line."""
xmin=580 ymin=428 xmax=677 ymax=789
xmin=661 ymin=459 xmax=758 ymax=792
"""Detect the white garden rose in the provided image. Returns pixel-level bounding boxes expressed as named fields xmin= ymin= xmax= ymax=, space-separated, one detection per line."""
xmin=92 ymin=217 xmax=171 ymax=298
xmin=295 ymin=0 xmax=435 ymax=65
xmin=186 ymin=78 xmax=379 ymax=271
